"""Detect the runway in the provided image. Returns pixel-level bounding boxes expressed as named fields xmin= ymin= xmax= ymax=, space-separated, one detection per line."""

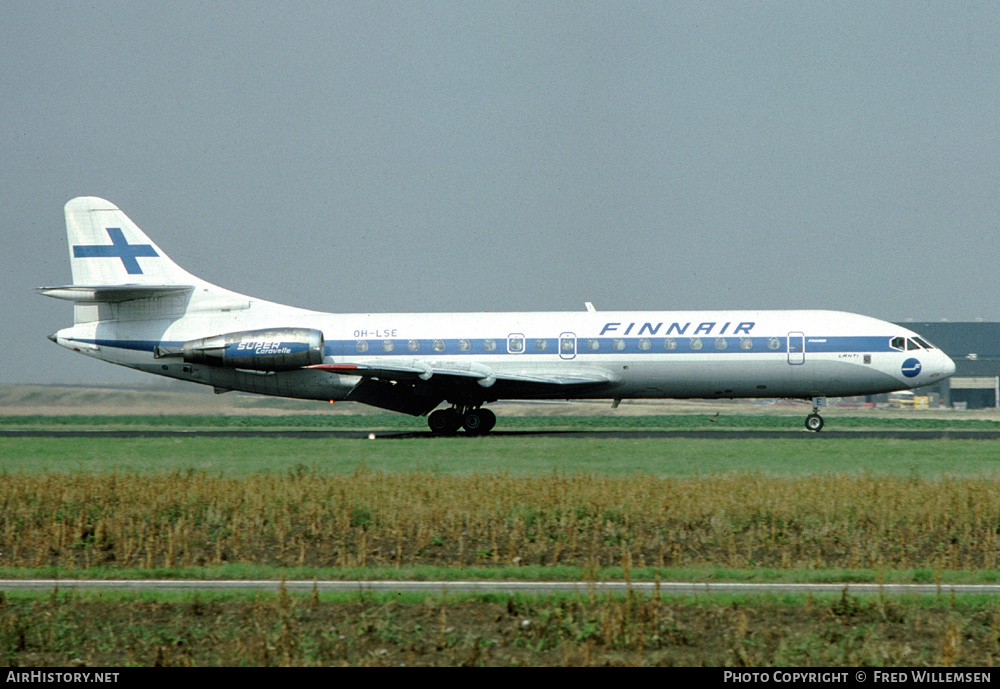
xmin=4 ymin=428 xmax=1000 ymax=439
xmin=0 ymin=579 xmax=996 ymax=596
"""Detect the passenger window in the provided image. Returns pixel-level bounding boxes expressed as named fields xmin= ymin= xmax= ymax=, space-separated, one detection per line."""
xmin=890 ymin=337 xmax=905 ymax=351
xmin=458 ymin=339 xmax=471 ymax=351
xmin=509 ymin=337 xmax=524 ymax=353
xmin=407 ymin=339 xmax=420 ymax=352
xmin=690 ymin=337 xmax=702 ymax=350
xmin=433 ymin=339 xmax=445 ymax=352
xmin=536 ymin=339 xmax=549 ymax=351
xmin=381 ymin=340 xmax=394 ymax=352
xmin=664 ymin=337 xmax=677 ymax=350
xmin=740 ymin=337 xmax=753 ymax=350
xmin=484 ymin=338 xmax=497 ymax=352
xmin=356 ymin=340 xmax=369 ymax=353
xmin=613 ymin=338 xmax=625 ymax=351
xmin=768 ymin=337 xmax=781 ymax=350
xmin=715 ymin=337 xmax=727 ymax=350
xmin=639 ymin=338 xmax=651 ymax=350
xmin=587 ymin=339 xmax=600 ymax=351
xmin=561 ymin=338 xmax=574 ymax=352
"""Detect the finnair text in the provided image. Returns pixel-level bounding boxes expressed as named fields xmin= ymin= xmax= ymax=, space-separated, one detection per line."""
xmin=600 ymin=321 xmax=755 ymax=337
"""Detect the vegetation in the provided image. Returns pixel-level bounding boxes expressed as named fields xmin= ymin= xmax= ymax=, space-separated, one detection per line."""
xmin=7 ymin=435 xmax=1000 ymax=477
xmin=3 ymin=589 xmax=1000 ymax=666
xmin=1 ymin=469 xmax=998 ymax=574
xmin=2 ymin=402 xmax=999 ymax=665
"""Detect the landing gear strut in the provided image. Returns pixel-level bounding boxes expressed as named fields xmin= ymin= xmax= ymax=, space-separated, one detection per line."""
xmin=428 ymin=405 xmax=497 ymax=435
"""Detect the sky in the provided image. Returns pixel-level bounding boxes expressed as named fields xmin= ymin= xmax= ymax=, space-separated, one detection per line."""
xmin=3 ymin=1 xmax=1000 ymax=385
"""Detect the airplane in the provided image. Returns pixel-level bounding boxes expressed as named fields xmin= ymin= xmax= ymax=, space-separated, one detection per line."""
xmin=39 ymin=197 xmax=956 ymax=434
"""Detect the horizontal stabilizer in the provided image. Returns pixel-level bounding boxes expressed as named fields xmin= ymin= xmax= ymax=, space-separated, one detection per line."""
xmin=36 ymin=284 xmax=194 ymax=303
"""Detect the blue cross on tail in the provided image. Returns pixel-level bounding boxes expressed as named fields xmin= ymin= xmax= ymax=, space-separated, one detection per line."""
xmin=72 ymin=228 xmax=158 ymax=275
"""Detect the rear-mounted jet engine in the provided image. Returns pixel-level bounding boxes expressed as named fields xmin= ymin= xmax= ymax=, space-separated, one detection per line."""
xmin=155 ymin=328 xmax=324 ymax=371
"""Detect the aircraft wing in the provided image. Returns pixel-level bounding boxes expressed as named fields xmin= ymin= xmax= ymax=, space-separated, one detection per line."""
xmin=308 ymin=360 xmax=613 ymax=388
xmin=308 ymin=359 xmax=613 ymax=416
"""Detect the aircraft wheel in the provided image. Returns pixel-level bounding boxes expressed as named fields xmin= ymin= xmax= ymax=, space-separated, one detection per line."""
xmin=805 ymin=413 xmax=824 ymax=432
xmin=463 ymin=409 xmax=496 ymax=435
xmin=477 ymin=408 xmax=497 ymax=434
xmin=429 ymin=409 xmax=461 ymax=434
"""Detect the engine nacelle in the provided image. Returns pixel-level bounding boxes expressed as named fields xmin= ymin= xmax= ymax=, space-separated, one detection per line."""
xmin=157 ymin=328 xmax=324 ymax=371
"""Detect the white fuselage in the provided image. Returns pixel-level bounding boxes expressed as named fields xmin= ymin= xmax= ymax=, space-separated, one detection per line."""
xmin=53 ymin=304 xmax=956 ymax=405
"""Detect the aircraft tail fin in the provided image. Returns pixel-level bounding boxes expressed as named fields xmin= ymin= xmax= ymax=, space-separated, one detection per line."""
xmin=41 ymin=197 xmax=251 ymax=324
xmin=64 ymin=196 xmax=199 ymax=287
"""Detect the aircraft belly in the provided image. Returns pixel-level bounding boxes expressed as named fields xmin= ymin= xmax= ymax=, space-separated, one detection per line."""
xmin=128 ymin=361 xmax=358 ymax=401
xmin=598 ymin=356 xmax=906 ymax=399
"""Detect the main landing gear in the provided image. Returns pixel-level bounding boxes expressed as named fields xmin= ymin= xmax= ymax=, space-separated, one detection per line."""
xmin=804 ymin=397 xmax=825 ymax=432
xmin=428 ymin=406 xmax=497 ymax=435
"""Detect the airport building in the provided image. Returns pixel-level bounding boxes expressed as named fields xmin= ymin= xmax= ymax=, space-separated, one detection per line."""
xmin=895 ymin=322 xmax=1000 ymax=409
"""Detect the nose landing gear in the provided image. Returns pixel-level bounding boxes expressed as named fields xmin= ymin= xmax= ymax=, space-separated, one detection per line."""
xmin=428 ymin=405 xmax=497 ymax=435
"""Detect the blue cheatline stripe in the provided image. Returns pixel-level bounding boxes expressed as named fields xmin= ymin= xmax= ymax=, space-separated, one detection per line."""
xmin=325 ymin=335 xmax=899 ymax=357
xmin=70 ymin=335 xmax=902 ymax=358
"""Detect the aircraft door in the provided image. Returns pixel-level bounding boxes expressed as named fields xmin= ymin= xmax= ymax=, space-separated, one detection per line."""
xmin=787 ymin=332 xmax=805 ymax=365
xmin=559 ymin=333 xmax=577 ymax=360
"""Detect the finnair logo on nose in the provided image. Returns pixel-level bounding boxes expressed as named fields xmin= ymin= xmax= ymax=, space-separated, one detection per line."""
xmin=72 ymin=227 xmax=158 ymax=275
xmin=902 ymin=358 xmax=922 ymax=378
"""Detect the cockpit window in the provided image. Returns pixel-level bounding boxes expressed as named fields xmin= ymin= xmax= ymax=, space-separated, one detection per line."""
xmin=913 ymin=336 xmax=934 ymax=349
xmin=906 ymin=338 xmax=921 ymax=351
xmin=890 ymin=337 xmax=905 ymax=351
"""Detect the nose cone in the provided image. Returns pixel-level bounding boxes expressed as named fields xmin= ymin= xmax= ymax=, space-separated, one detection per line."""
xmin=940 ymin=351 xmax=956 ymax=379
xmin=922 ymin=350 xmax=956 ymax=383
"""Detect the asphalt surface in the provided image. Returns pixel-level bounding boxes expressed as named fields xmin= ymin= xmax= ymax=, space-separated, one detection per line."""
xmin=0 ymin=579 xmax=995 ymax=596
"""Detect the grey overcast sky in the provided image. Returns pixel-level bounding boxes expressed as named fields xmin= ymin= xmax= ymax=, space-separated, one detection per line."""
xmin=3 ymin=1 xmax=1000 ymax=385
